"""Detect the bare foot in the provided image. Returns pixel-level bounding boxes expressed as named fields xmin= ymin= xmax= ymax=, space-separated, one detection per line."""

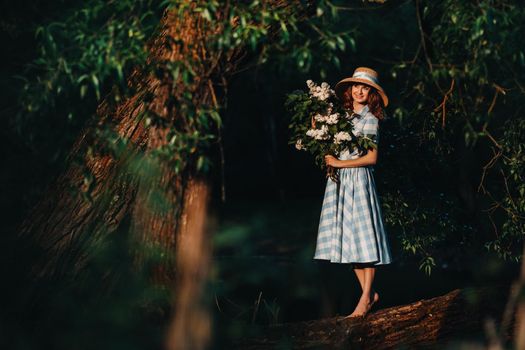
xmin=346 ymin=299 xmax=369 ymax=318
xmin=345 ymin=290 xmax=379 ymax=319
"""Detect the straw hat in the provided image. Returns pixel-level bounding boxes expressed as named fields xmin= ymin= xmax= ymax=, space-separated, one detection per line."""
xmin=335 ymin=67 xmax=389 ymax=107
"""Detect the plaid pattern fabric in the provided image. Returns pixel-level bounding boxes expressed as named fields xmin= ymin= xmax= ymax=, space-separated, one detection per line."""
xmin=313 ymin=106 xmax=393 ymax=265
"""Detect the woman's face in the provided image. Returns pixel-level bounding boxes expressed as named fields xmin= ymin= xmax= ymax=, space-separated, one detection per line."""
xmin=351 ymin=83 xmax=371 ymax=104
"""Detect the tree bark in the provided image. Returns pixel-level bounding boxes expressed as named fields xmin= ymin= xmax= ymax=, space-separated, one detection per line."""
xmin=235 ymin=286 xmax=514 ymax=349
xmin=18 ymin=4 xmax=224 ymax=279
xmin=15 ymin=3 xmax=311 ymax=350
xmin=166 ymin=177 xmax=212 ymax=350
xmin=16 ymin=7 xmax=226 ymax=350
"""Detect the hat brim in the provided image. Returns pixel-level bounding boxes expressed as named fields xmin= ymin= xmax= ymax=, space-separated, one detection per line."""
xmin=335 ymin=78 xmax=389 ymax=107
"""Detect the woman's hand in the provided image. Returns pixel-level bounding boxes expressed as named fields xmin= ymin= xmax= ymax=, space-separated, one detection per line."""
xmin=324 ymin=155 xmax=341 ymax=168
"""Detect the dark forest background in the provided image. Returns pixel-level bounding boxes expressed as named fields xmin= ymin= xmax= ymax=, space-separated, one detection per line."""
xmin=1 ymin=0 xmax=523 ymax=349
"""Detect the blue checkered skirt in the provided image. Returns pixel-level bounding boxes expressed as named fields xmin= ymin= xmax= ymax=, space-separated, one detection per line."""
xmin=313 ymin=166 xmax=393 ymax=265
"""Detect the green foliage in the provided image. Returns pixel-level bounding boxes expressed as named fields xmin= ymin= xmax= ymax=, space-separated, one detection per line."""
xmin=382 ymin=189 xmax=474 ymax=275
xmin=484 ymin=117 xmax=525 ymax=261
xmin=388 ymin=0 xmax=525 ymax=266
xmin=13 ymin=0 xmax=365 ymax=207
xmin=16 ymin=0 xmax=163 ymax=155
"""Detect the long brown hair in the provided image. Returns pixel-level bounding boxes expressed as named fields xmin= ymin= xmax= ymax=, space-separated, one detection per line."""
xmin=342 ymin=84 xmax=385 ymax=120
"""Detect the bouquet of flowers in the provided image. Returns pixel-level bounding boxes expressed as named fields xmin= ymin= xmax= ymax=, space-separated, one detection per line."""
xmin=286 ymin=80 xmax=377 ymax=182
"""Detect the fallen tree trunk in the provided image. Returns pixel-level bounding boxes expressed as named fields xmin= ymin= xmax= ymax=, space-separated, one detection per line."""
xmin=235 ymin=285 xmax=515 ymax=349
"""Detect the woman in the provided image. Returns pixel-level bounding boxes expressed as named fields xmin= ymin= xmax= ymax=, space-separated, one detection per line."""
xmin=313 ymin=67 xmax=393 ymax=318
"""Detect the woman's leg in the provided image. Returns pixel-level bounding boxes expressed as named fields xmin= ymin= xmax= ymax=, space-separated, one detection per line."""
xmin=352 ymin=264 xmax=379 ymax=301
xmin=348 ymin=264 xmax=379 ymax=317
xmin=353 ymin=265 xmax=366 ymax=290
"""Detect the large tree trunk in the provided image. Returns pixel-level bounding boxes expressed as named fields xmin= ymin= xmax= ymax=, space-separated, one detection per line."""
xmin=235 ymin=286 xmax=514 ymax=349
xmin=18 ymin=5 xmax=224 ymax=280
xmin=17 ymin=6 xmax=226 ymax=349
xmin=17 ymin=2 xmax=305 ymax=349
xmin=166 ymin=177 xmax=212 ymax=350
xmin=18 ymin=0 xmax=302 ymax=283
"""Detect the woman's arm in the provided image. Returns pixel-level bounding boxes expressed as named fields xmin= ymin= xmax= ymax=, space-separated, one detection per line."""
xmin=325 ymin=148 xmax=378 ymax=168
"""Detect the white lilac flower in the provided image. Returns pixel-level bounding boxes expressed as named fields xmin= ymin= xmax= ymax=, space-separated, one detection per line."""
xmin=295 ymin=139 xmax=305 ymax=150
xmin=312 ymin=86 xmax=330 ymax=101
xmin=334 ymin=131 xmax=351 ymax=144
xmin=314 ymin=125 xmax=330 ymax=140
xmin=326 ymin=102 xmax=334 ymax=114
xmin=325 ymin=113 xmax=339 ymax=125
xmin=306 ymin=125 xmax=330 ymax=140
xmin=313 ymin=113 xmax=326 ymax=122
xmin=306 ymin=129 xmax=317 ymax=137
xmin=306 ymin=80 xmax=334 ymax=101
